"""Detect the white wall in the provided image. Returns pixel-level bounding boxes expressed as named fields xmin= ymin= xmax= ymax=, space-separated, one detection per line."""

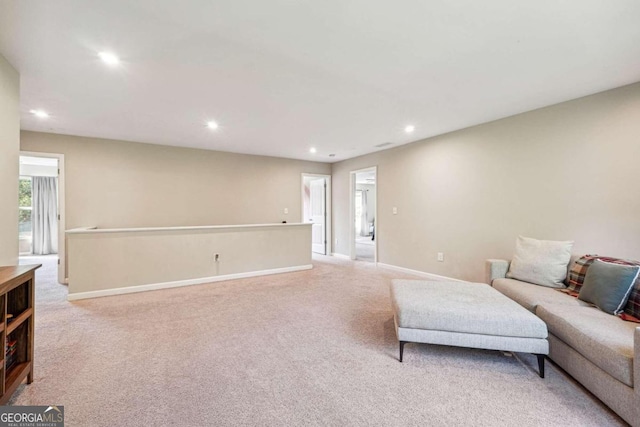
xmin=66 ymin=223 xmax=312 ymax=299
xmin=0 ymin=54 xmax=19 ymax=265
xmin=21 ymin=131 xmax=331 ymax=230
xmin=332 ymin=82 xmax=640 ymax=282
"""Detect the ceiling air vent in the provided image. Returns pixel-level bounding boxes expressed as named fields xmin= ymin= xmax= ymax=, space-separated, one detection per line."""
xmin=374 ymin=142 xmax=393 ymax=148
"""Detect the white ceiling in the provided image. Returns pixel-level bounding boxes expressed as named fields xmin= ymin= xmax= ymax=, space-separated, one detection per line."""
xmin=1 ymin=1 xmax=639 ymax=163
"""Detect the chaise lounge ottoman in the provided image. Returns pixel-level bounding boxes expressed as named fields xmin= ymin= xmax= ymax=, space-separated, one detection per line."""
xmin=390 ymin=280 xmax=549 ymax=377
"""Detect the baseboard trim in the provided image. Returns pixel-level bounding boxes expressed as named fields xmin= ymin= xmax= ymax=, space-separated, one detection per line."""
xmin=331 ymin=253 xmax=351 ymax=260
xmin=376 ymin=263 xmax=464 ymax=282
xmin=67 ymin=264 xmax=313 ymax=301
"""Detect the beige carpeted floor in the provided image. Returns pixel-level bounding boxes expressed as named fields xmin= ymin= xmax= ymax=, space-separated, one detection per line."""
xmin=12 ymin=255 xmax=626 ymax=426
xmin=355 ymin=235 xmax=375 ymax=262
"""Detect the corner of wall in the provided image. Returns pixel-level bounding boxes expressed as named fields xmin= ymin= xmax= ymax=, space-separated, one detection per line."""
xmin=0 ymin=54 xmax=20 ymax=265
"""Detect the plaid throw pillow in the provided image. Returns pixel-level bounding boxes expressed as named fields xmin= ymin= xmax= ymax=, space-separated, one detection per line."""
xmin=566 ymin=255 xmax=640 ymax=318
xmin=566 ymin=255 xmax=600 ymax=293
xmin=625 ymin=275 xmax=640 ymax=319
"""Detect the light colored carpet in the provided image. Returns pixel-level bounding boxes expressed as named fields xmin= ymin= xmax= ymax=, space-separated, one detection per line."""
xmin=355 ymin=235 xmax=375 ymax=245
xmin=13 ymin=255 xmax=625 ymax=426
xmin=355 ymin=236 xmax=375 ymax=262
xmin=355 ymin=243 xmax=375 ymax=262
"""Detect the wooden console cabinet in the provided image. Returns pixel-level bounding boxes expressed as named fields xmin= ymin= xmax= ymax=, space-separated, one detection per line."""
xmin=0 ymin=264 xmax=40 ymax=404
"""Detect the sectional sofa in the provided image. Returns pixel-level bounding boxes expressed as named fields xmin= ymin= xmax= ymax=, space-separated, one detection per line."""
xmin=486 ymin=257 xmax=639 ymax=427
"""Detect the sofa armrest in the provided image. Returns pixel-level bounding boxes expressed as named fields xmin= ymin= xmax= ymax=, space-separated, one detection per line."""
xmin=485 ymin=259 xmax=510 ymax=285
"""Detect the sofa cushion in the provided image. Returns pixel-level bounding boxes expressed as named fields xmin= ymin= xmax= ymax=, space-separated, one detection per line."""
xmin=506 ymin=236 xmax=573 ymax=288
xmin=578 ymin=260 xmax=640 ymax=315
xmin=536 ymin=304 xmax=636 ymax=387
xmin=566 ymin=255 xmax=640 ymax=319
xmin=492 ymin=278 xmax=589 ymax=313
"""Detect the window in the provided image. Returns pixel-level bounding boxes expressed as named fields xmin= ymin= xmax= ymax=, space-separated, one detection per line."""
xmin=18 ymin=177 xmax=32 ymax=255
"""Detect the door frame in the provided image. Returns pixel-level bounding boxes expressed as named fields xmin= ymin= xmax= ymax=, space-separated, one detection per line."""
xmin=20 ymin=151 xmax=66 ymax=285
xmin=350 ymin=166 xmax=377 ymax=263
xmin=301 ymin=173 xmax=332 ymax=255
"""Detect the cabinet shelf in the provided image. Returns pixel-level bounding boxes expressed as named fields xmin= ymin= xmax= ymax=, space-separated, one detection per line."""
xmin=6 ymin=308 xmax=32 ymax=335
xmin=4 ymin=362 xmax=31 ymax=401
xmin=0 ymin=264 xmax=40 ymax=405
xmin=5 ymin=362 xmax=30 ymax=387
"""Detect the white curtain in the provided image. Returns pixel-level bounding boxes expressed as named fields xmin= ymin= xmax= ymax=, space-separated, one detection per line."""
xmin=359 ymin=190 xmax=369 ymax=236
xmin=32 ymin=177 xmax=58 ymax=255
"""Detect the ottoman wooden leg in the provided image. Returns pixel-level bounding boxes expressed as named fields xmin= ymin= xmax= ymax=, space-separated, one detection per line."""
xmin=399 ymin=341 xmax=407 ymax=362
xmin=536 ymin=354 xmax=545 ymax=378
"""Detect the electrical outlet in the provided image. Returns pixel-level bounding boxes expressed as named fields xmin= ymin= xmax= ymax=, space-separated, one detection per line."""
xmin=437 ymin=252 xmax=444 ymax=262
xmin=392 ymin=207 xmax=398 ymax=215
xmin=284 ymin=208 xmax=288 ymax=214
xmin=214 ymin=253 xmax=220 ymax=262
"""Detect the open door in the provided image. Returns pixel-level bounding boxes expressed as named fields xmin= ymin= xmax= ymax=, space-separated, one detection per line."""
xmin=20 ymin=151 xmax=66 ymax=284
xmin=350 ymin=167 xmax=377 ymax=262
xmin=309 ymin=178 xmax=326 ymax=255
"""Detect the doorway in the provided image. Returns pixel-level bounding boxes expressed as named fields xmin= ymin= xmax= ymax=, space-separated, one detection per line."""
xmin=19 ymin=152 xmax=66 ymax=284
xmin=301 ymin=174 xmax=331 ymax=255
xmin=350 ymin=167 xmax=377 ymax=262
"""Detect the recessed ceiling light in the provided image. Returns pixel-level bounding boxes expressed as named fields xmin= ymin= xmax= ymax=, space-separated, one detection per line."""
xmin=309 ymin=147 xmax=317 ymax=154
xmin=405 ymin=125 xmax=415 ymax=133
xmin=207 ymin=121 xmax=219 ymax=130
xmin=98 ymin=52 xmax=120 ymax=66
xmin=29 ymin=109 xmax=49 ymax=118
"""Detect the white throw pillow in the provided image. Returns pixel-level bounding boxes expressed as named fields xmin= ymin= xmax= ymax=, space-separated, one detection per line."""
xmin=506 ymin=236 xmax=574 ymax=288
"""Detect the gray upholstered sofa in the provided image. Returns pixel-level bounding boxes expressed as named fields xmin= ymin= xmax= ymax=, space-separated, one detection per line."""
xmin=486 ymin=258 xmax=639 ymax=427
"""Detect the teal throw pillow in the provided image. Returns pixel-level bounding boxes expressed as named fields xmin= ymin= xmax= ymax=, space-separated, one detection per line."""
xmin=578 ymin=259 xmax=640 ymax=315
